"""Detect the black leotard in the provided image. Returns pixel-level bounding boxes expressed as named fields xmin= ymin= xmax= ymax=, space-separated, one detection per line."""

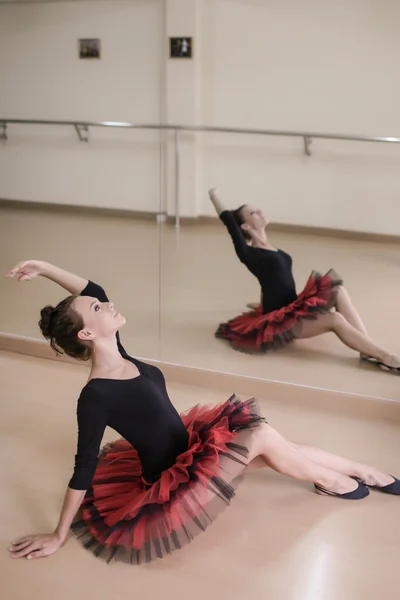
xmin=68 ymin=281 xmax=189 ymax=491
xmin=220 ymin=210 xmax=297 ymax=313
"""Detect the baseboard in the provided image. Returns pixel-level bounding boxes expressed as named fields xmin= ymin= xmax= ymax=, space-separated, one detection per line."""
xmin=1 ymin=332 xmax=399 ymax=423
xmin=166 ymin=215 xmax=400 ymax=243
xmin=0 ymin=198 xmax=158 ymax=222
xmin=2 ymin=198 xmax=399 ymax=243
xmin=266 ymin=222 xmax=400 ymax=244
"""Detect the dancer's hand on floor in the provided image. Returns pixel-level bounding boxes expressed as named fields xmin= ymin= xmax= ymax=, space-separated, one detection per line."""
xmin=246 ymin=302 xmax=260 ymax=311
xmin=5 ymin=260 xmax=46 ymax=282
xmin=9 ymin=532 xmax=63 ymax=560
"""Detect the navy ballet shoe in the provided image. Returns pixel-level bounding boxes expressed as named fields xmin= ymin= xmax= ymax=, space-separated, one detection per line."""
xmin=368 ymin=476 xmax=400 ymax=495
xmin=377 ymin=362 xmax=400 ymax=374
xmin=314 ymin=477 xmax=370 ymax=500
xmin=360 ymin=354 xmax=378 ymax=364
xmin=360 ymin=356 xmax=400 ymax=374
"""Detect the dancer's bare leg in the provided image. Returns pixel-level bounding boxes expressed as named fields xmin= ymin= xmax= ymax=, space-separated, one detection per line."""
xmin=334 ymin=286 xmax=372 ymax=359
xmin=248 ymin=424 xmax=359 ymax=494
xmin=335 ymin=286 xmax=368 ymax=336
xmin=295 ymin=312 xmax=400 ymax=368
xmin=292 ymin=442 xmax=394 ymax=487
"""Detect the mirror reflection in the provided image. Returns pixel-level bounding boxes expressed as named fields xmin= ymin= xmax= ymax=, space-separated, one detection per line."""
xmin=159 ymin=180 xmax=400 ymax=400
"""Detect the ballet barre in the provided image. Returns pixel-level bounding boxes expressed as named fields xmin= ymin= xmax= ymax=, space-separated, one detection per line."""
xmin=2 ymin=118 xmax=400 ymax=229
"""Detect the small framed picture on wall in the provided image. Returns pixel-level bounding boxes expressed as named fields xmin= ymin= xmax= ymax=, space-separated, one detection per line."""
xmin=79 ymin=38 xmax=101 ymax=59
xmin=169 ymin=37 xmax=193 ymax=59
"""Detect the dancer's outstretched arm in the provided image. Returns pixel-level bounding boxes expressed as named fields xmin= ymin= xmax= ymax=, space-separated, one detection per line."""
xmin=5 ymin=260 xmax=88 ymax=295
xmin=208 ymin=188 xmax=250 ymax=263
xmin=9 ymin=487 xmax=85 ymax=560
xmin=208 ymin=187 xmax=227 ymax=215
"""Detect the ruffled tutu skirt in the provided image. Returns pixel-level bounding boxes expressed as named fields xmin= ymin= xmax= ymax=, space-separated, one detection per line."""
xmin=71 ymin=395 xmax=265 ymax=564
xmin=215 ymin=269 xmax=342 ymax=353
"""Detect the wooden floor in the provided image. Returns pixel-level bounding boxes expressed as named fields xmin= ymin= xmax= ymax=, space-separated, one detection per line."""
xmin=1 ymin=350 xmax=400 ymax=600
xmin=1 ymin=204 xmax=399 ymax=400
xmin=2 ymin=205 xmax=400 ymax=598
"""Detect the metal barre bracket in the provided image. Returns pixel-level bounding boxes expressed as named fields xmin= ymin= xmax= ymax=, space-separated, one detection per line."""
xmin=303 ymin=135 xmax=312 ymax=156
xmin=74 ymin=124 xmax=89 ymax=142
xmin=0 ymin=122 xmax=7 ymax=141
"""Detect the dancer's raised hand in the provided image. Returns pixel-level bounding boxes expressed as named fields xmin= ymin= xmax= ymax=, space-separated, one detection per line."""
xmin=5 ymin=260 xmax=46 ymax=282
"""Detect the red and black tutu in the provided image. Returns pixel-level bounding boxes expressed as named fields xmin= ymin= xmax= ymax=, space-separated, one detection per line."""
xmin=216 ymin=269 xmax=342 ymax=353
xmin=71 ymin=396 xmax=265 ymax=564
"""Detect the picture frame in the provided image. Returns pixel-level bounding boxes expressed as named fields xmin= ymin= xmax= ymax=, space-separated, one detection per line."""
xmin=79 ymin=38 xmax=101 ymax=60
xmin=169 ymin=37 xmax=193 ymax=59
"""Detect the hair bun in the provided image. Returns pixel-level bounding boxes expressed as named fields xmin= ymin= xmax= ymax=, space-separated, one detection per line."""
xmin=39 ymin=305 xmax=56 ymax=338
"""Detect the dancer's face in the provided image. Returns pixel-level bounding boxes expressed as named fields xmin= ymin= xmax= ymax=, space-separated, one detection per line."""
xmin=73 ymin=296 xmax=126 ymax=343
xmin=240 ymin=205 xmax=269 ymax=231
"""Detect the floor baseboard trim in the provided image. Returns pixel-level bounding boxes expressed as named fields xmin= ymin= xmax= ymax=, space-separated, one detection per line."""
xmin=0 ymin=198 xmax=159 ymax=221
xmin=2 ymin=199 xmax=400 ymax=243
xmin=1 ymin=332 xmax=399 ymax=422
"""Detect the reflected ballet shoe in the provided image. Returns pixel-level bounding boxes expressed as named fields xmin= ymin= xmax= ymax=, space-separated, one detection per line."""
xmin=360 ymin=354 xmax=378 ymax=364
xmin=314 ymin=477 xmax=370 ymax=500
xmin=377 ymin=362 xmax=400 ymax=374
xmin=360 ymin=357 xmax=400 ymax=373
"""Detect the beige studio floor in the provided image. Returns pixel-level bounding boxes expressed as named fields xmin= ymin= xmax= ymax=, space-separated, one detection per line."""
xmin=1 ymin=204 xmax=400 ymax=400
xmin=1 ymin=350 xmax=400 ymax=600
xmin=2 ymin=205 xmax=400 ymax=599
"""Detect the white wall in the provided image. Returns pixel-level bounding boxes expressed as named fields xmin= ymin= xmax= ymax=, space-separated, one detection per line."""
xmin=2 ymin=0 xmax=400 ymax=234
xmin=199 ymin=0 xmax=400 ymax=234
xmin=0 ymin=0 xmax=163 ymax=212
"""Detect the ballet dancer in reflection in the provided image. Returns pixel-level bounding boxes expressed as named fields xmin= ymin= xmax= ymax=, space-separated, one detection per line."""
xmin=5 ymin=260 xmax=399 ymax=564
xmin=209 ymin=189 xmax=400 ymax=373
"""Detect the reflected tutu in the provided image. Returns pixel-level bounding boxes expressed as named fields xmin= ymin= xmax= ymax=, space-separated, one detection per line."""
xmin=71 ymin=395 xmax=265 ymax=564
xmin=216 ymin=269 xmax=342 ymax=353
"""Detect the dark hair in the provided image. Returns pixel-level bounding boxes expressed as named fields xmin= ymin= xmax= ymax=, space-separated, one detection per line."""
xmin=38 ymin=295 xmax=91 ymax=361
xmin=232 ymin=205 xmax=251 ymax=241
